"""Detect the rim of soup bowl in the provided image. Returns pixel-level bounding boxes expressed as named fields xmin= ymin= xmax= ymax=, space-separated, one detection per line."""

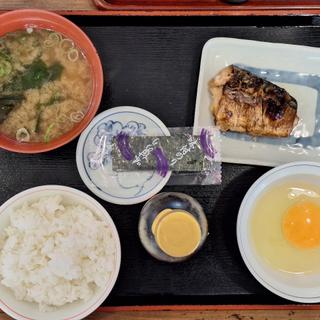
xmin=0 ymin=9 xmax=103 ymax=153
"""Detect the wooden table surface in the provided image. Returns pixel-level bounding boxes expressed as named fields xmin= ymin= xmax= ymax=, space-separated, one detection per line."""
xmin=0 ymin=0 xmax=96 ymax=11
xmin=0 ymin=7 xmax=320 ymax=320
xmin=0 ymin=306 xmax=319 ymax=319
xmin=1 ymin=0 xmax=320 ymax=16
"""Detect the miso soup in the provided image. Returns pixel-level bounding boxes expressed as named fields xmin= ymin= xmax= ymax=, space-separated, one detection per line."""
xmin=0 ymin=28 xmax=93 ymax=143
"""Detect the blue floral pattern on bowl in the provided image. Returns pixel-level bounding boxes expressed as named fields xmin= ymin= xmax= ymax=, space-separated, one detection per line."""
xmin=77 ymin=107 xmax=170 ymax=204
xmin=87 ymin=120 xmax=153 ymax=196
xmin=87 ymin=120 xmax=146 ymax=170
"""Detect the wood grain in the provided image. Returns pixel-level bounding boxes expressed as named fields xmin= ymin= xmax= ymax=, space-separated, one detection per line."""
xmin=86 ymin=309 xmax=320 ymax=320
xmin=0 ymin=0 xmax=95 ymax=10
xmin=0 ymin=0 xmax=320 ymax=16
xmin=0 ymin=308 xmax=319 ymax=320
xmin=94 ymin=0 xmax=320 ymax=11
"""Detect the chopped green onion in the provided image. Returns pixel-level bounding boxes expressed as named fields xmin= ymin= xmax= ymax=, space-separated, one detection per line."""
xmin=16 ymin=127 xmax=30 ymax=142
xmin=0 ymin=60 xmax=11 ymax=77
xmin=67 ymin=49 xmax=79 ymax=62
xmin=44 ymin=123 xmax=55 ymax=143
xmin=60 ymin=38 xmax=74 ymax=51
xmin=44 ymin=32 xmax=62 ymax=48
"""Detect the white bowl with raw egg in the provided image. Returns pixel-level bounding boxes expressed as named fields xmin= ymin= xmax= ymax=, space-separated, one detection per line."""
xmin=237 ymin=161 xmax=320 ymax=303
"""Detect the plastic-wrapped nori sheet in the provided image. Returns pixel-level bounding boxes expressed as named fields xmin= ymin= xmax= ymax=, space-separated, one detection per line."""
xmin=111 ymin=127 xmax=221 ymax=185
xmin=112 ymin=135 xmax=215 ymax=172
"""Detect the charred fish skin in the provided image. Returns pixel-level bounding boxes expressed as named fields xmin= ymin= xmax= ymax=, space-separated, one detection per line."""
xmin=209 ymin=65 xmax=299 ymax=137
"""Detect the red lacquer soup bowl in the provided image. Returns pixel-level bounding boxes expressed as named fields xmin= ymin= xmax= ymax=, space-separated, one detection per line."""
xmin=0 ymin=9 xmax=103 ymax=153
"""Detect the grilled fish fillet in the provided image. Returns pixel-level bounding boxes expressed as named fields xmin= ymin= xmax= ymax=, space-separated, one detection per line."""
xmin=209 ymin=65 xmax=299 ymax=137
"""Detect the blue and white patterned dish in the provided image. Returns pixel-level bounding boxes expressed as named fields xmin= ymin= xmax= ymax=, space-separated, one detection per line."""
xmin=194 ymin=38 xmax=320 ymax=167
xmin=76 ymin=106 xmax=171 ymax=205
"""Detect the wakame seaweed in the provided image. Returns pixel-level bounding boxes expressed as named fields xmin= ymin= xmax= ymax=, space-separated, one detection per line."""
xmin=0 ymin=50 xmax=11 ymax=62
xmin=0 ymin=95 xmax=24 ymax=123
xmin=34 ymin=93 xmax=64 ymax=133
xmin=5 ymin=59 xmax=64 ymax=92
xmin=0 ymin=59 xmax=64 ymax=123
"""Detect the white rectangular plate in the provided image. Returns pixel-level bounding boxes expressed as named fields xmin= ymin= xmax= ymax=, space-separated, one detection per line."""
xmin=194 ymin=38 xmax=320 ymax=167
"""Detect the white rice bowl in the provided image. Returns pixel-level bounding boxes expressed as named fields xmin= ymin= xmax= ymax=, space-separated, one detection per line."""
xmin=0 ymin=186 xmax=121 ymax=320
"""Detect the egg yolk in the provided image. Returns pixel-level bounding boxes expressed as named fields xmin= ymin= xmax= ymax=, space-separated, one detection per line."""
xmin=282 ymin=200 xmax=320 ymax=249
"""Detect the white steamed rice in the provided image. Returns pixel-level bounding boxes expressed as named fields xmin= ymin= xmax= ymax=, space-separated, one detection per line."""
xmin=0 ymin=195 xmax=116 ymax=311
